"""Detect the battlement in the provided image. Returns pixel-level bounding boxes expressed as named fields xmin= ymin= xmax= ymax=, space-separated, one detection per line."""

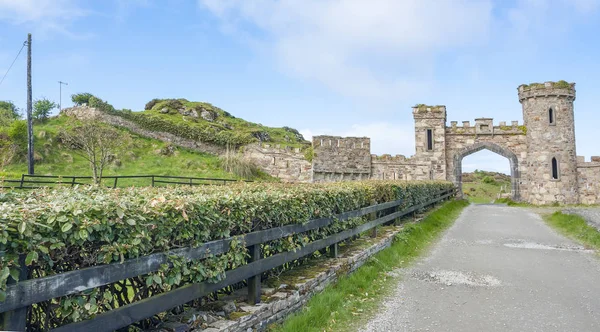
xmin=446 ymin=119 xmax=525 ymax=135
xmin=312 ymin=136 xmax=370 ymax=149
xmin=577 ymin=155 xmax=600 ymax=164
xmin=371 ymin=154 xmax=411 ymax=163
xmin=412 ymin=104 xmax=447 ymax=119
xmin=518 ymin=81 xmax=576 ymax=102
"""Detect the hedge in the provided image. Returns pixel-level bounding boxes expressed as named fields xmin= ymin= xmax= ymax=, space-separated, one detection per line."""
xmin=0 ymin=180 xmax=453 ymax=329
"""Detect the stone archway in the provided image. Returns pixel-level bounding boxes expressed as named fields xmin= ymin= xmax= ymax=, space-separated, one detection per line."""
xmin=453 ymin=142 xmax=520 ymax=201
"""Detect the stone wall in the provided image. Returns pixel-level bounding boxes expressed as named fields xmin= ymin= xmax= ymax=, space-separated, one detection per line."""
xmin=242 ymin=143 xmax=312 ymax=183
xmin=577 ymin=156 xmax=600 ymax=205
xmin=312 ymin=136 xmax=372 ymax=182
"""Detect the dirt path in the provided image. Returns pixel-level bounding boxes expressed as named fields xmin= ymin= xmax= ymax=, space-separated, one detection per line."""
xmin=364 ymin=204 xmax=600 ymax=332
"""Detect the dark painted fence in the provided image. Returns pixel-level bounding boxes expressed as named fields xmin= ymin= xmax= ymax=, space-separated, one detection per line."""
xmin=0 ymin=174 xmax=252 ymax=189
xmin=0 ymin=188 xmax=456 ymax=332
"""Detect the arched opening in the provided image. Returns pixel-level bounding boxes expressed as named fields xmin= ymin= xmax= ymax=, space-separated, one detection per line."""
xmin=549 ymin=108 xmax=555 ymax=125
xmin=454 ymin=142 xmax=520 ymax=202
xmin=551 ymin=157 xmax=559 ymax=180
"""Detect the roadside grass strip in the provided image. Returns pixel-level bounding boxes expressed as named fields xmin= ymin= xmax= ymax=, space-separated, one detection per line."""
xmin=544 ymin=212 xmax=600 ymax=251
xmin=273 ymin=199 xmax=469 ymax=332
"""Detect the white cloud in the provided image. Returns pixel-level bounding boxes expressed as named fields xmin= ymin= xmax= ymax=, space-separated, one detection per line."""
xmin=198 ymin=0 xmax=494 ymax=101
xmin=0 ymin=0 xmax=90 ymax=37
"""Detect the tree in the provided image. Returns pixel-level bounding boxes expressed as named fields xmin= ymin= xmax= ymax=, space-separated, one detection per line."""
xmin=33 ymin=98 xmax=57 ymax=121
xmin=61 ymin=120 xmax=132 ymax=184
xmin=71 ymin=93 xmax=94 ymax=106
xmin=0 ymin=101 xmax=20 ymax=127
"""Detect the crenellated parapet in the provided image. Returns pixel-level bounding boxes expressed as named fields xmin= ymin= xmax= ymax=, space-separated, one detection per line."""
xmin=518 ymin=81 xmax=576 ymax=102
xmin=446 ymin=118 xmax=526 ymax=135
xmin=412 ymin=104 xmax=447 ymax=120
xmin=312 ymin=136 xmax=370 ymax=150
xmin=371 ymin=154 xmax=411 ymax=163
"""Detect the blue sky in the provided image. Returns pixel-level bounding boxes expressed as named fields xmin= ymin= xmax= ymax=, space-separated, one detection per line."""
xmin=1 ymin=0 xmax=600 ymax=174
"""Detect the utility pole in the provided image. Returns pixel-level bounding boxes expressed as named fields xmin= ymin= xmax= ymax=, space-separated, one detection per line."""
xmin=59 ymin=81 xmax=68 ymax=111
xmin=26 ymin=33 xmax=34 ymax=175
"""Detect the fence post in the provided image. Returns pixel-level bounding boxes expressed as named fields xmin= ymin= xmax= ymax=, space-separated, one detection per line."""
xmin=1 ymin=255 xmax=28 ymax=331
xmin=70 ymin=177 xmax=76 ymax=187
xmin=19 ymin=174 xmax=25 ymax=189
xmin=329 ymin=243 xmax=339 ymax=258
xmin=370 ymin=209 xmax=378 ymax=238
xmin=151 ymin=176 xmax=155 ymax=187
xmin=247 ymin=244 xmax=261 ymax=304
xmin=113 ymin=177 xmax=118 ymax=189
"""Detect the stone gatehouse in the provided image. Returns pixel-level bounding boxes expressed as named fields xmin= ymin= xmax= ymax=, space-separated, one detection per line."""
xmin=312 ymin=81 xmax=600 ymax=205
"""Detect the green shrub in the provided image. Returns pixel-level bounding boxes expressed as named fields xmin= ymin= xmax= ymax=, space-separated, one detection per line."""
xmin=71 ymin=93 xmax=94 ymax=106
xmin=0 ymin=181 xmax=453 ymax=328
xmin=482 ymin=176 xmax=496 ymax=185
xmin=8 ymin=120 xmax=27 ymax=154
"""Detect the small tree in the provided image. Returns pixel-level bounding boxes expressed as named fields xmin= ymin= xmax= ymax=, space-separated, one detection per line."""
xmin=33 ymin=98 xmax=57 ymax=121
xmin=71 ymin=93 xmax=94 ymax=106
xmin=61 ymin=120 xmax=131 ymax=184
xmin=0 ymin=101 xmax=20 ymax=126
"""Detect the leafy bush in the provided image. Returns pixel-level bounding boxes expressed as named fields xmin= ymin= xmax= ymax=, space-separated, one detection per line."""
xmin=482 ymin=176 xmax=496 ymax=185
xmin=0 ymin=101 xmax=20 ymax=123
xmin=8 ymin=120 xmax=27 ymax=155
xmin=71 ymin=93 xmax=94 ymax=106
xmin=0 ymin=181 xmax=452 ymax=328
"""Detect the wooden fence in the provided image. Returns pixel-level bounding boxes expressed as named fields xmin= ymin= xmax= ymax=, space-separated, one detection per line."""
xmin=0 ymin=174 xmax=252 ymax=189
xmin=0 ymin=188 xmax=456 ymax=332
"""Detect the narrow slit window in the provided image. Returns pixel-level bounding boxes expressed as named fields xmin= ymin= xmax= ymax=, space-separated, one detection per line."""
xmin=549 ymin=108 xmax=555 ymax=124
xmin=426 ymin=129 xmax=433 ymax=151
xmin=551 ymin=157 xmax=559 ymax=179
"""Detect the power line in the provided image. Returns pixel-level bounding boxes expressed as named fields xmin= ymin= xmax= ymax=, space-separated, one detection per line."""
xmin=0 ymin=40 xmax=27 ymax=87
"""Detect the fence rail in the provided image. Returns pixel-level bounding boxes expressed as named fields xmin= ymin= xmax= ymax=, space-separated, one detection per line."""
xmin=0 ymin=174 xmax=252 ymax=189
xmin=0 ymin=187 xmax=456 ymax=332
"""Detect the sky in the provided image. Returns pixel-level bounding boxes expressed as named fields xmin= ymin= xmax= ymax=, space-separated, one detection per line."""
xmin=1 ymin=0 xmax=600 ymax=174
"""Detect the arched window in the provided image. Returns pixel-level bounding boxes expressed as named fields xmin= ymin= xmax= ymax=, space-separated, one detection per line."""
xmin=549 ymin=108 xmax=555 ymax=125
xmin=551 ymin=157 xmax=559 ymax=180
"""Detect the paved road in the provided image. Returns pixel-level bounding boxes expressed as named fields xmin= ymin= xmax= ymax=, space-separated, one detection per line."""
xmin=364 ymin=204 xmax=600 ymax=332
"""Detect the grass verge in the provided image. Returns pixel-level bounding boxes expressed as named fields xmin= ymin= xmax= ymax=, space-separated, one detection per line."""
xmin=272 ymin=199 xmax=469 ymax=332
xmin=544 ymin=212 xmax=600 ymax=250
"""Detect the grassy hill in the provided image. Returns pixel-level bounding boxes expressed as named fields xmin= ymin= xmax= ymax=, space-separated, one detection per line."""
xmin=0 ymin=115 xmax=274 ymax=184
xmin=462 ymin=170 xmax=511 ymax=203
xmin=1 ymin=94 xmax=313 ymax=183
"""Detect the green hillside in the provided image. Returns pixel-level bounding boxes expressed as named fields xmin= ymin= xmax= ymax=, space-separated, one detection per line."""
xmin=0 ymin=94 xmax=308 ymax=183
xmin=462 ymin=170 xmax=511 ymax=203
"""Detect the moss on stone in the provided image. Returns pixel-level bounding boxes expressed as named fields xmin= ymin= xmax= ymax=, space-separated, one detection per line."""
xmin=413 ymin=104 xmax=445 ymax=112
xmin=518 ymin=125 xmax=527 ymax=134
xmin=229 ymin=311 xmax=251 ymax=320
xmin=521 ymin=81 xmax=572 ymax=90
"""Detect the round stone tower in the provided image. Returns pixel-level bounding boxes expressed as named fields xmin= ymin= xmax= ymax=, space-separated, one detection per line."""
xmin=518 ymin=81 xmax=579 ymax=205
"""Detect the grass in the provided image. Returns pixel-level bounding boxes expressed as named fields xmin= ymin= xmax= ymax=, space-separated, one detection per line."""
xmin=0 ymin=115 xmax=274 ymax=184
xmin=272 ymin=199 xmax=469 ymax=332
xmin=543 ymin=212 xmax=600 ymax=250
xmin=143 ymin=99 xmax=311 ymax=149
xmin=461 ymin=171 xmax=511 ymax=204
